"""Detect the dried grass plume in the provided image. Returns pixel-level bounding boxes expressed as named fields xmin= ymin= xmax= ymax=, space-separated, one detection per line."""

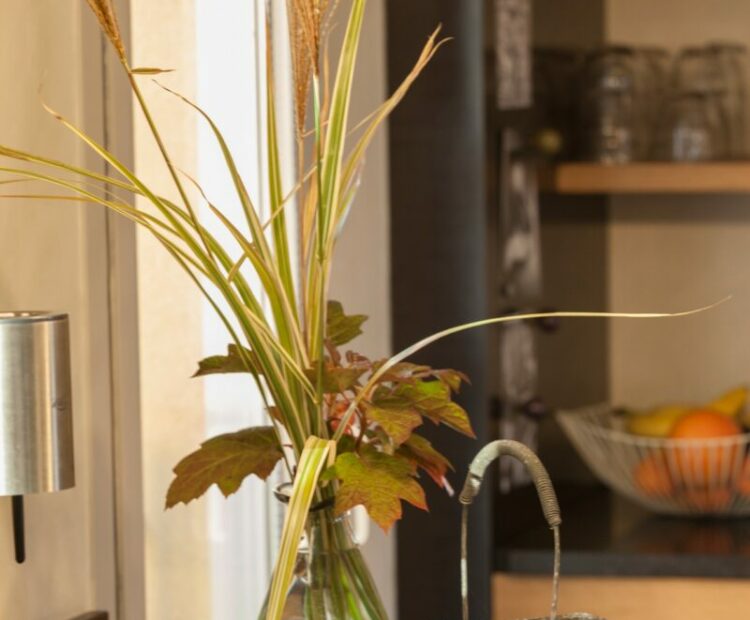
xmin=286 ymin=0 xmax=337 ymax=139
xmin=85 ymin=0 xmax=127 ymax=62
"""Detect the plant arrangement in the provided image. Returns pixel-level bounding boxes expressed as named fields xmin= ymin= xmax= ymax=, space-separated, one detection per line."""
xmin=0 ymin=1 xmax=708 ymax=618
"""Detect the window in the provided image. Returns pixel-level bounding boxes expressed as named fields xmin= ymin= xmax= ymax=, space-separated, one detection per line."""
xmin=132 ymin=1 xmax=289 ymax=616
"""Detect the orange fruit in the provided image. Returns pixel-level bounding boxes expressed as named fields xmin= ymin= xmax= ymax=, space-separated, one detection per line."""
xmin=681 ymin=488 xmax=733 ymax=512
xmin=669 ymin=409 xmax=741 ymax=486
xmin=634 ymin=454 xmax=673 ymax=497
xmin=670 ymin=409 xmax=741 ymax=439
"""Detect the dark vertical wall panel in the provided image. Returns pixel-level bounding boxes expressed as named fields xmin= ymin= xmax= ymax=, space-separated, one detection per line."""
xmin=533 ymin=0 xmax=609 ymax=483
xmin=386 ymin=2 xmax=491 ymax=619
xmin=536 ymin=198 xmax=609 ymax=483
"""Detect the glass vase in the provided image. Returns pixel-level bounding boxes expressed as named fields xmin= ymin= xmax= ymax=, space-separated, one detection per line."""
xmin=259 ymin=509 xmax=389 ymax=620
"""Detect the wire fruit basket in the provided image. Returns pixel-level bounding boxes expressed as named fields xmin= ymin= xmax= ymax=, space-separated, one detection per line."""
xmin=558 ymin=404 xmax=750 ymax=516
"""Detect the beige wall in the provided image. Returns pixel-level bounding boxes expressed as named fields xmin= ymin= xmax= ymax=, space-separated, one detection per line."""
xmin=606 ymin=1 xmax=750 ymax=410
xmin=0 ymin=1 xmax=120 ymax=617
xmin=129 ymin=1 xmax=212 ymax=618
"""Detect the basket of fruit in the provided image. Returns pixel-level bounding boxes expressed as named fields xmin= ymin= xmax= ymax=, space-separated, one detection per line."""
xmin=558 ymin=388 xmax=750 ymax=516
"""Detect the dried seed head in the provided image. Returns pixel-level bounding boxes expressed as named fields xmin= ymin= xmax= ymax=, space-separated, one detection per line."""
xmin=287 ymin=1 xmax=313 ymax=137
xmin=85 ymin=0 xmax=127 ymax=62
xmin=286 ymin=0 xmax=338 ymax=139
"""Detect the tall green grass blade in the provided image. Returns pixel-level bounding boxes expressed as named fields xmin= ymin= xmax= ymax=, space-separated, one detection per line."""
xmin=266 ymin=26 xmax=299 ymax=325
xmin=318 ymin=0 xmax=366 ymax=243
xmin=2 ymin=115 xmax=310 ymax=454
xmin=179 ymin=169 xmax=306 ymax=364
xmin=125 ymin=73 xmax=212 ymax=258
xmin=0 ymin=144 xmax=153 ymax=201
xmin=38 ymin=102 xmax=211 ymax=263
xmin=154 ymin=84 xmax=274 ymax=263
xmin=306 ymin=0 xmax=366 ymax=382
xmin=265 ymin=437 xmax=336 ymax=620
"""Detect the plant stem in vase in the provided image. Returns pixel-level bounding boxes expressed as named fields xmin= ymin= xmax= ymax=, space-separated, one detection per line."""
xmin=259 ymin=509 xmax=387 ymax=620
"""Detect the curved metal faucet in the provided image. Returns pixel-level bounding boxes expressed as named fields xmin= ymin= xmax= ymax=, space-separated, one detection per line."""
xmin=459 ymin=440 xmax=562 ymax=620
xmin=459 ymin=440 xmax=562 ymax=528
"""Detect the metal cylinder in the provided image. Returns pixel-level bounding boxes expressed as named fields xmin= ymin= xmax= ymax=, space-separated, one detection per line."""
xmin=0 ymin=312 xmax=74 ymax=495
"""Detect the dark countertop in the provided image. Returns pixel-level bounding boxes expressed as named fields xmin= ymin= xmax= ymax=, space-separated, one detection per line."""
xmin=494 ymin=483 xmax=750 ymax=578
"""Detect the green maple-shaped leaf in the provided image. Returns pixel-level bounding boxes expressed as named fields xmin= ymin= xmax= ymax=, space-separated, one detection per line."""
xmin=397 ymin=434 xmax=453 ymax=488
xmin=366 ymin=404 xmax=423 ymax=446
xmin=374 ymin=380 xmax=475 ymax=438
xmin=326 ymin=300 xmax=368 ymax=346
xmin=166 ymin=426 xmax=283 ymax=508
xmin=425 ymin=401 xmax=475 ymax=437
xmin=193 ymin=344 xmax=258 ymax=377
xmin=331 ymin=450 xmax=427 ymax=531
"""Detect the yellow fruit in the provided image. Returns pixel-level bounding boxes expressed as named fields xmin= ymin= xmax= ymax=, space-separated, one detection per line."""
xmin=707 ymin=386 xmax=748 ymax=419
xmin=626 ymin=406 xmax=691 ymax=438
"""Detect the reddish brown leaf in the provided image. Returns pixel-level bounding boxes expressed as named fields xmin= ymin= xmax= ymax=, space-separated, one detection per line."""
xmin=375 ymin=361 xmax=431 ymax=383
xmin=345 ymin=351 xmax=373 ymax=368
xmin=374 ymin=362 xmax=468 ymax=393
xmin=398 ymin=434 xmax=454 ymax=488
xmin=166 ymin=427 xmax=283 ymax=508
xmin=305 ymin=363 xmax=366 ymax=393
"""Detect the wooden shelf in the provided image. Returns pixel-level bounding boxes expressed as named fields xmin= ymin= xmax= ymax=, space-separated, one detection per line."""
xmin=540 ymin=162 xmax=750 ymax=195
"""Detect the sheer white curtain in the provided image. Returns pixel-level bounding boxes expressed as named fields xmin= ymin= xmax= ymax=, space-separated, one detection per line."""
xmin=196 ymin=1 xmax=294 ymax=617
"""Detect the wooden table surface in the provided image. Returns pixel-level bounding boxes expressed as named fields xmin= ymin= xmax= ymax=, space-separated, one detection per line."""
xmin=494 ymin=574 xmax=750 ymax=620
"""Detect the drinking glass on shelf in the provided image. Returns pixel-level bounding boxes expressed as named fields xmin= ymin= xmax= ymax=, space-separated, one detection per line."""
xmin=581 ymin=46 xmax=638 ymax=163
xmin=659 ymin=90 xmax=722 ymax=162
xmin=673 ymin=46 xmax=717 ymax=92
xmin=634 ymin=47 xmax=671 ymax=160
xmin=707 ymin=42 xmax=748 ymax=158
xmin=671 ymin=47 xmax=731 ymax=158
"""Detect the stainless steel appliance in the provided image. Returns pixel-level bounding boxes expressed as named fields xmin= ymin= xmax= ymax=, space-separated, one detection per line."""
xmin=0 ymin=312 xmax=75 ymax=563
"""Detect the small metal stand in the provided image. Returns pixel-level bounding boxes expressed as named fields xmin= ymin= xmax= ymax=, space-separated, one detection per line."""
xmin=11 ymin=496 xmax=25 ymax=564
xmin=459 ymin=440 xmax=605 ymax=620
